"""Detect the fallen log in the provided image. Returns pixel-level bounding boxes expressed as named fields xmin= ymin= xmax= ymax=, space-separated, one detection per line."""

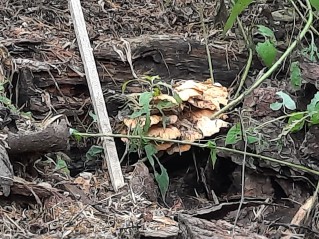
xmin=7 ymin=119 xmax=69 ymax=155
xmin=0 ymin=119 xmax=69 ymax=197
xmin=2 ymin=35 xmax=248 ymax=118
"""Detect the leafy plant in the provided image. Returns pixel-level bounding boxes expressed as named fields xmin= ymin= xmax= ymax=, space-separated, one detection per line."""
xmin=290 ymin=62 xmax=302 ymax=89
xmin=255 ymin=26 xmax=278 ymax=68
xmin=256 ymin=25 xmax=277 ymax=43
xmin=310 ymin=0 xmax=319 ymax=11
xmin=268 ymin=92 xmax=319 ymax=135
xmin=307 ymin=92 xmax=319 ymax=124
xmin=55 ymin=154 xmax=70 ymax=176
xmin=86 ymin=145 xmax=103 ymax=161
xmin=225 ymin=122 xmax=259 ymax=146
xmin=70 ymin=128 xmax=83 ymax=141
xmin=225 ymin=122 xmax=242 ymax=145
xmin=223 ymin=0 xmax=254 ymax=34
xmin=287 ymin=113 xmax=306 ymax=132
xmin=301 ymin=33 xmax=319 ymax=62
xmin=270 ymin=91 xmax=296 ymax=111
xmin=145 ymin=144 xmax=169 ymax=202
xmin=206 ymin=141 xmax=217 ymax=168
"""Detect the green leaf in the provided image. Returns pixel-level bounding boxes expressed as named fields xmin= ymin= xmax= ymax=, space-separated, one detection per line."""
xmin=55 ymin=156 xmax=70 ymax=176
xmin=223 ymin=0 xmax=254 ymax=34
xmin=145 ymin=144 xmax=169 ymax=202
xmin=139 ymin=92 xmax=153 ymax=107
xmin=142 ymin=75 xmax=161 ymax=82
xmin=307 ymin=92 xmax=319 ymax=125
xmin=86 ymin=145 xmax=103 ymax=161
xmin=206 ymin=141 xmax=217 ymax=168
xmin=310 ymin=109 xmax=319 ymax=124
xmin=153 ymin=87 xmax=161 ymax=97
xmin=70 ymin=128 xmax=83 ymax=141
xmin=301 ymin=40 xmax=319 ymax=62
xmin=307 ymin=92 xmax=319 ymax=113
xmin=290 ymin=61 xmax=302 ymax=89
xmin=154 ymin=162 xmax=169 ymax=202
xmin=156 ymin=100 xmax=177 ymax=111
xmin=288 ymin=113 xmax=305 ymax=132
xmin=225 ymin=123 xmax=242 ymax=145
xmin=310 ymin=107 xmax=319 ymax=124
xmin=273 ymin=91 xmax=296 ymax=110
xmin=247 ymin=135 xmax=259 ymax=144
xmin=145 ymin=144 xmax=157 ymax=167
xmin=0 ymin=96 xmax=12 ymax=106
xmin=256 ymin=40 xmax=278 ymax=67
xmin=256 ymin=25 xmax=276 ymax=44
xmin=173 ymin=92 xmax=183 ymax=104
xmin=310 ymin=0 xmax=319 ymax=11
xmin=130 ymin=109 xmax=148 ymax=118
xmin=270 ymin=102 xmax=283 ymax=111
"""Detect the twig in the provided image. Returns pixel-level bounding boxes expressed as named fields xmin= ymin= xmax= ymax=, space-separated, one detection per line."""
xmin=232 ymin=0 xmax=252 ymax=98
xmin=199 ymin=3 xmax=214 ymax=83
xmin=289 ymin=0 xmax=319 ymax=36
xmin=73 ymin=131 xmax=319 ymax=176
xmin=232 ymin=111 xmax=248 ymax=236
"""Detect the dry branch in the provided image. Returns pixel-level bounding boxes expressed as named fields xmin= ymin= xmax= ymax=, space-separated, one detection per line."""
xmin=6 ymin=119 xmax=69 ymax=155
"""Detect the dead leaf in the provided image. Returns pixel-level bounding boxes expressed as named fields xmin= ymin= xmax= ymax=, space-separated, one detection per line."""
xmin=74 ymin=172 xmax=93 ymax=194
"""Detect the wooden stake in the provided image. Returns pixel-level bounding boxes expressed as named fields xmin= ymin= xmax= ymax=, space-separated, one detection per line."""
xmin=69 ymin=0 xmax=124 ymax=191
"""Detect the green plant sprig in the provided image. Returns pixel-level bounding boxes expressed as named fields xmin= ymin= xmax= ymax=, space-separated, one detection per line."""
xmin=213 ymin=0 xmax=314 ymax=118
xmin=71 ymin=130 xmax=319 ymax=176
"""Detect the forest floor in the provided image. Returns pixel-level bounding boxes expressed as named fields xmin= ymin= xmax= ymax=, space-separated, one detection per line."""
xmin=0 ymin=0 xmax=319 ymax=238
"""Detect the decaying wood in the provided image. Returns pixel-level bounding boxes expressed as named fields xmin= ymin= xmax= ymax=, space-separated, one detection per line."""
xmin=300 ymin=61 xmax=319 ymax=86
xmin=4 ymin=35 xmax=248 ymax=118
xmin=140 ymin=226 xmax=179 ymax=238
xmin=6 ymin=119 xmax=69 ymax=155
xmin=178 ymin=214 xmax=268 ymax=239
xmin=69 ymin=0 xmax=124 ymax=192
xmin=282 ymin=196 xmax=315 ymax=238
xmin=0 ymin=144 xmax=13 ymax=197
xmin=10 ymin=176 xmax=59 ymax=199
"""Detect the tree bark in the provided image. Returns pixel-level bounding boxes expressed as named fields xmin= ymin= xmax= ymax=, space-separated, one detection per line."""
xmin=5 ymin=35 xmax=248 ymax=118
xmin=7 ymin=119 xmax=69 ymax=155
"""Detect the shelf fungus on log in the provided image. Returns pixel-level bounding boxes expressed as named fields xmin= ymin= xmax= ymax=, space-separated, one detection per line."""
xmin=117 ymin=79 xmax=229 ymax=155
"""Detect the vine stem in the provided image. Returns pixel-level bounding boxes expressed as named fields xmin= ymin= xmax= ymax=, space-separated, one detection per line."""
xmin=73 ymin=131 xmax=319 ymax=176
xmin=199 ymin=4 xmax=214 ymax=83
xmin=212 ymin=1 xmax=313 ymax=118
xmin=232 ymin=0 xmax=252 ymax=99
